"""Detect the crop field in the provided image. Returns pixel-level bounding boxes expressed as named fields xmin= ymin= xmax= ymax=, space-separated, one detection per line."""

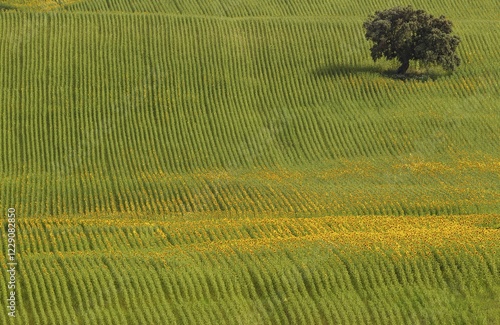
xmin=0 ymin=0 xmax=499 ymax=323
xmin=0 ymin=213 xmax=499 ymax=324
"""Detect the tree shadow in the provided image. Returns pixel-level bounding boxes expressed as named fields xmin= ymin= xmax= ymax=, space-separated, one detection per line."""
xmin=314 ymin=64 xmax=449 ymax=81
xmin=380 ymin=69 xmax=449 ymax=81
xmin=314 ymin=64 xmax=382 ymax=77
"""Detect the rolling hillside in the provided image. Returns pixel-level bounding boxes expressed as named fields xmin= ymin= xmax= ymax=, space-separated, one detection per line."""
xmin=0 ymin=11 xmax=498 ymax=217
xmin=0 ymin=0 xmax=499 ymax=323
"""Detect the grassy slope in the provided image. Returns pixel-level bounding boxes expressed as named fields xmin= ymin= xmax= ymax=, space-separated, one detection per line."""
xmin=0 ymin=13 xmax=498 ymax=217
xmin=0 ymin=0 xmax=499 ymax=324
xmin=62 ymin=0 xmax=500 ymax=20
xmin=0 ymin=0 xmax=79 ymax=11
xmin=0 ymin=213 xmax=499 ymax=324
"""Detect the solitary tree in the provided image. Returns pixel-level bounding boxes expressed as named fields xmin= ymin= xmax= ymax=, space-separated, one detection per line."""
xmin=363 ymin=6 xmax=461 ymax=74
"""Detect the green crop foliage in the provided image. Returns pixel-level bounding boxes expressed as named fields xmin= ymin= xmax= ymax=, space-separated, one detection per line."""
xmin=0 ymin=0 xmax=499 ymax=324
xmin=0 ymin=215 xmax=498 ymax=324
xmin=0 ymin=11 xmax=498 ymax=217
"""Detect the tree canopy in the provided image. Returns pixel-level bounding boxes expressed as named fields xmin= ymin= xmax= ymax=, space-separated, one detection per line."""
xmin=363 ymin=6 xmax=461 ymax=74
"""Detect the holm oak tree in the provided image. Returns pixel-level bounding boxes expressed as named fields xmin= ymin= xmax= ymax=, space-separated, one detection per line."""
xmin=363 ymin=6 xmax=461 ymax=74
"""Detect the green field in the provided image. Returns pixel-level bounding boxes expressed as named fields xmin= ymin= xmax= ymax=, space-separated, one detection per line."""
xmin=0 ymin=0 xmax=499 ymax=324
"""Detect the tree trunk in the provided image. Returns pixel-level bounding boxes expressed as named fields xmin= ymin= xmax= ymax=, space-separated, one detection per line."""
xmin=397 ymin=59 xmax=410 ymax=74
